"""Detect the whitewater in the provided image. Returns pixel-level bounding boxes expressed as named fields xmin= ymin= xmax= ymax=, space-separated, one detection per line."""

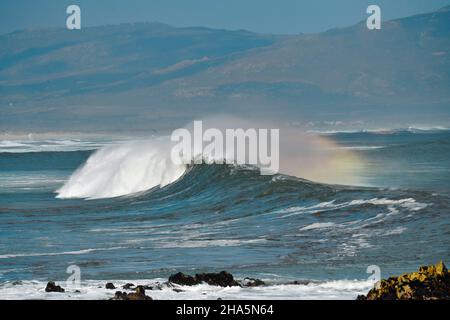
xmin=56 ymin=139 xmax=187 ymax=199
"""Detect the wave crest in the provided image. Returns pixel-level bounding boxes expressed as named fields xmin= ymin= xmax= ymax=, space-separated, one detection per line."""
xmin=56 ymin=139 xmax=187 ymax=199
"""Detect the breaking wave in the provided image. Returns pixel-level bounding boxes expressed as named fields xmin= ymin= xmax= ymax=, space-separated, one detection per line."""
xmin=56 ymin=139 xmax=187 ymax=199
xmin=56 ymin=127 xmax=365 ymax=199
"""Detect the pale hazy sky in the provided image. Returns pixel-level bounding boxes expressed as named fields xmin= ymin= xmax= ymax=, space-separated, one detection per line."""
xmin=1 ymin=0 xmax=450 ymax=35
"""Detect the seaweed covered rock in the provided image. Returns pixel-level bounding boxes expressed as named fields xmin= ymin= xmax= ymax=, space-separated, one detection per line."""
xmin=110 ymin=286 xmax=152 ymax=300
xmin=110 ymin=291 xmax=129 ymax=300
xmin=168 ymin=271 xmax=240 ymax=287
xmin=357 ymin=261 xmax=450 ymax=300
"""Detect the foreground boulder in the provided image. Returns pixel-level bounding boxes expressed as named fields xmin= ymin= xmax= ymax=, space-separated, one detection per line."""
xmin=45 ymin=281 xmax=65 ymax=293
xmin=110 ymin=286 xmax=152 ymax=300
xmin=169 ymin=271 xmax=240 ymax=287
xmin=357 ymin=261 xmax=450 ymax=300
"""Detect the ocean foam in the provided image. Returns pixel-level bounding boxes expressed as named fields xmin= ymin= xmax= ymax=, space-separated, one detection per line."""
xmin=0 ymin=278 xmax=374 ymax=300
xmin=0 ymin=247 xmax=127 ymax=259
xmin=300 ymin=222 xmax=336 ymax=231
xmin=279 ymin=198 xmax=428 ymax=219
xmin=0 ymin=138 xmax=111 ymax=153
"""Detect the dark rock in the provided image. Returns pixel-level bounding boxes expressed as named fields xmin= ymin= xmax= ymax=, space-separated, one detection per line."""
xmin=195 ymin=271 xmax=240 ymax=287
xmin=173 ymin=288 xmax=184 ymax=293
xmin=110 ymin=287 xmax=152 ymax=300
xmin=242 ymin=277 xmax=265 ymax=287
xmin=105 ymin=282 xmax=116 ymax=290
xmin=168 ymin=271 xmax=241 ymax=287
xmin=144 ymin=283 xmax=163 ymax=291
xmin=285 ymin=280 xmax=310 ymax=285
xmin=169 ymin=272 xmax=199 ymax=286
xmin=111 ymin=291 xmax=129 ymax=300
xmin=126 ymin=286 xmax=153 ymax=300
xmin=357 ymin=261 xmax=450 ymax=300
xmin=122 ymin=283 xmax=135 ymax=290
xmin=45 ymin=281 xmax=65 ymax=293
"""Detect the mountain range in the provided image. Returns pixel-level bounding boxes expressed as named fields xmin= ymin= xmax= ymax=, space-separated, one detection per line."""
xmin=1 ymin=6 xmax=449 ymax=132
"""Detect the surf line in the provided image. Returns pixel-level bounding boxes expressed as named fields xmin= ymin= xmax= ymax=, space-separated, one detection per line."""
xmin=171 ymin=120 xmax=279 ymax=175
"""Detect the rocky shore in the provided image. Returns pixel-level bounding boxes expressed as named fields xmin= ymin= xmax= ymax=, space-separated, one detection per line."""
xmin=42 ymin=262 xmax=450 ymax=300
xmin=43 ymin=270 xmax=268 ymax=300
xmin=357 ymin=261 xmax=450 ymax=300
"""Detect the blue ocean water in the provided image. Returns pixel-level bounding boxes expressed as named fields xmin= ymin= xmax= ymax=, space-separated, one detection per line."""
xmin=0 ymin=130 xmax=449 ymax=298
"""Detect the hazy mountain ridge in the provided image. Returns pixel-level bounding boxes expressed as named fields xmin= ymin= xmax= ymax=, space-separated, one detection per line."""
xmin=0 ymin=7 xmax=449 ymax=132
